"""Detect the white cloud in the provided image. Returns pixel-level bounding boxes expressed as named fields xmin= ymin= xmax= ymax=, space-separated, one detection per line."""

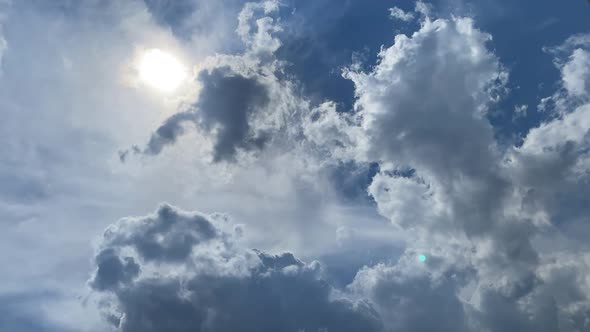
xmin=540 ymin=34 xmax=590 ymax=114
xmin=562 ymin=48 xmax=590 ymax=97
xmin=389 ymin=7 xmax=415 ymax=22
xmin=337 ymin=9 xmax=590 ymax=332
xmin=513 ymin=104 xmax=528 ymax=121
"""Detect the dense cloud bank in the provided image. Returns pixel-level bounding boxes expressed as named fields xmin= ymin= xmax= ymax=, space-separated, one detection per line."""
xmin=90 ymin=204 xmax=382 ymax=332
xmin=81 ymin=1 xmax=590 ymax=331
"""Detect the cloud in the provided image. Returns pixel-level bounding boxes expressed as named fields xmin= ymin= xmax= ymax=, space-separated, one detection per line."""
xmin=389 ymin=7 xmax=415 ymax=22
xmin=139 ymin=0 xmax=249 ymax=51
xmin=134 ymin=0 xmax=295 ymax=162
xmin=89 ymin=204 xmax=382 ymax=332
xmin=333 ymin=8 xmax=590 ymax=332
xmin=344 ymin=10 xmax=510 ymax=239
xmin=124 ymin=5 xmax=590 ymax=331
xmin=237 ymin=0 xmax=281 ymax=56
xmin=349 ymin=257 xmax=472 ymax=332
xmin=510 ymin=35 xmax=590 ymax=242
xmin=192 ymin=67 xmax=271 ymax=161
xmin=540 ymin=34 xmax=590 ymax=113
xmin=137 ymin=64 xmax=277 ymax=162
xmin=551 ymin=35 xmax=590 ymax=97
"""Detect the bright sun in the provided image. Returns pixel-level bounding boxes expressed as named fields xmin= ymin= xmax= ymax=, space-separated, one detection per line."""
xmin=138 ymin=49 xmax=187 ymax=92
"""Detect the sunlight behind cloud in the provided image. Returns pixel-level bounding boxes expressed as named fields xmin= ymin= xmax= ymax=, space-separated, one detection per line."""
xmin=138 ymin=48 xmax=187 ymax=92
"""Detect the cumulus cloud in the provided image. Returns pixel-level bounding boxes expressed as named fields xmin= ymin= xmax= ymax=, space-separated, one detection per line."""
xmin=141 ymin=68 xmax=271 ymax=161
xmin=343 ymin=9 xmax=511 ymax=242
xmin=350 ymin=258 xmax=472 ymax=332
xmin=133 ymin=0 xmax=305 ymax=163
xmin=510 ymin=35 xmax=590 ymax=242
xmin=89 ymin=204 xmax=382 ymax=332
xmin=84 ymin=2 xmax=590 ymax=332
xmin=142 ymin=0 xmax=197 ymax=38
xmin=326 ymin=8 xmax=590 ymax=332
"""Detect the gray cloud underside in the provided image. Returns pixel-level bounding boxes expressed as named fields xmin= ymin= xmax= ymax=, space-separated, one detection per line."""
xmin=142 ymin=67 xmax=271 ymax=162
xmin=89 ymin=204 xmax=382 ymax=332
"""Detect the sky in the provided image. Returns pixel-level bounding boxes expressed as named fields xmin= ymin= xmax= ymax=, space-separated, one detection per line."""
xmin=1 ymin=0 xmax=590 ymax=331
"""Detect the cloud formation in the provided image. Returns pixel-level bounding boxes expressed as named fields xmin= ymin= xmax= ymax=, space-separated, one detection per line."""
xmin=133 ymin=0 xmax=303 ymax=163
xmin=0 ymin=0 xmax=8 ymax=73
xmin=322 ymin=7 xmax=590 ymax=332
xmin=3 ymin=0 xmax=588 ymax=331
xmin=89 ymin=204 xmax=382 ymax=332
xmin=106 ymin=3 xmax=590 ymax=331
xmin=389 ymin=7 xmax=415 ymax=22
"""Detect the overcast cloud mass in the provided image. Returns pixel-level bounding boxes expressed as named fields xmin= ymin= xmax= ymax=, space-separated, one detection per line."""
xmin=2 ymin=0 xmax=590 ymax=331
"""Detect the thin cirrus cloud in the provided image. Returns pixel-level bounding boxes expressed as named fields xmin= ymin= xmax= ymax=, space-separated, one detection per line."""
xmin=1 ymin=0 xmax=590 ymax=331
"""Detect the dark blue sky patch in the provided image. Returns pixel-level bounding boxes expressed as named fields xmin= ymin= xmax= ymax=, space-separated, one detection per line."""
xmin=325 ymin=161 xmax=380 ymax=204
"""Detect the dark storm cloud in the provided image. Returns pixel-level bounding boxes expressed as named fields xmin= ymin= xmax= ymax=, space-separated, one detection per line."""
xmin=89 ymin=204 xmax=382 ymax=332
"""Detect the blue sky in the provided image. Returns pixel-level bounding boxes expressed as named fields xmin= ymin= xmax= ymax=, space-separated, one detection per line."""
xmin=1 ymin=0 xmax=590 ymax=331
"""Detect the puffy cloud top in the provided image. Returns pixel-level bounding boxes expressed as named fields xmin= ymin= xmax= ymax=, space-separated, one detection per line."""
xmin=89 ymin=204 xmax=382 ymax=332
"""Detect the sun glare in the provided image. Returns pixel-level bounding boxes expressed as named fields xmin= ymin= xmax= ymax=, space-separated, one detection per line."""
xmin=138 ymin=49 xmax=187 ymax=92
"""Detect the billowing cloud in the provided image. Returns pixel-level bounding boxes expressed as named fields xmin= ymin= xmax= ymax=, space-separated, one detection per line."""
xmin=332 ymin=7 xmax=590 ymax=332
xmin=343 ymin=7 xmax=514 ymax=245
xmin=510 ymin=35 xmax=590 ymax=242
xmin=108 ymin=3 xmax=590 ymax=332
xmin=2 ymin=0 xmax=590 ymax=331
xmin=89 ymin=204 xmax=382 ymax=332
xmin=134 ymin=0 xmax=302 ymax=162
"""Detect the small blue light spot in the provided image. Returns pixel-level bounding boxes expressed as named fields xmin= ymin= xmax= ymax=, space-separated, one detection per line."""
xmin=419 ymin=255 xmax=426 ymax=262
